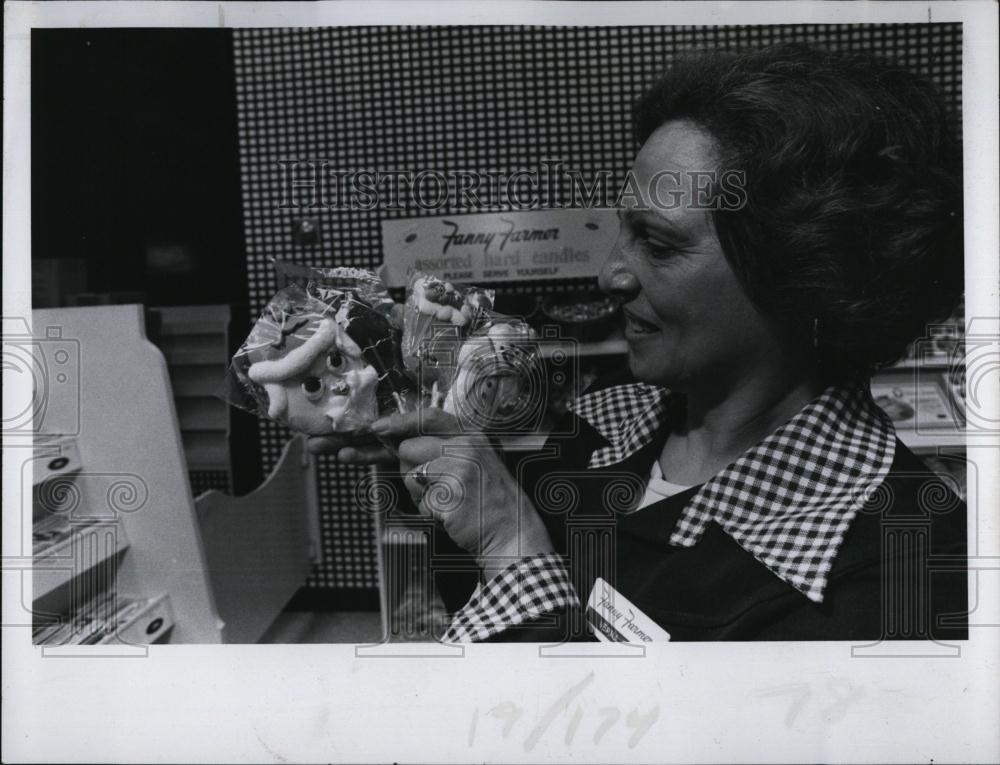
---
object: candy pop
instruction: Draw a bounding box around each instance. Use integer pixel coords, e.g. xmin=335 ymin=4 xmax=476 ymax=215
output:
xmin=223 ymin=267 xmax=412 ymax=435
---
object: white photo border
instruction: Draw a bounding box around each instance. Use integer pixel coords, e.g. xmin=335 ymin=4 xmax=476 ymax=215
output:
xmin=3 ymin=2 xmax=998 ymax=763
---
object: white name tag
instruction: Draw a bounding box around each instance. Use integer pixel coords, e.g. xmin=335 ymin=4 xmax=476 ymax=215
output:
xmin=586 ymin=578 xmax=671 ymax=643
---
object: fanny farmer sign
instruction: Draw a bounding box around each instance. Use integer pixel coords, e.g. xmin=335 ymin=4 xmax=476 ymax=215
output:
xmin=380 ymin=209 xmax=619 ymax=286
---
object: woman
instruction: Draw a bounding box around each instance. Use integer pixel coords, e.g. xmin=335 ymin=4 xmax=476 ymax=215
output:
xmin=312 ymin=43 xmax=967 ymax=642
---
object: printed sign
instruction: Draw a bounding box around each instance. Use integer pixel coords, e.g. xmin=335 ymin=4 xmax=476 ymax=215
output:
xmin=586 ymin=577 xmax=671 ymax=643
xmin=380 ymin=209 xmax=619 ymax=287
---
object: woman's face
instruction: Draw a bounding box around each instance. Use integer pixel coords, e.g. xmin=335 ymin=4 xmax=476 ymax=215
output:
xmin=598 ymin=120 xmax=786 ymax=392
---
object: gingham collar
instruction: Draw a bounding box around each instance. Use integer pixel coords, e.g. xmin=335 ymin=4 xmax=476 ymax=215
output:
xmin=568 ymin=382 xmax=897 ymax=603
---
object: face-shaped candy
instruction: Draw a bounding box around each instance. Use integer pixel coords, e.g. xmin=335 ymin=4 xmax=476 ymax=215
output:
xmin=247 ymin=317 xmax=379 ymax=434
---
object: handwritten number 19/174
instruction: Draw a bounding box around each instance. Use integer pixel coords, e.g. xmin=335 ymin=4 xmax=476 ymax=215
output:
xmin=468 ymin=672 xmax=660 ymax=750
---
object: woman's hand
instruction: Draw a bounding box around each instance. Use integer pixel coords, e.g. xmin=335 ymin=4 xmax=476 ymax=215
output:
xmin=306 ymin=431 xmax=398 ymax=466
xmin=377 ymin=409 xmax=555 ymax=578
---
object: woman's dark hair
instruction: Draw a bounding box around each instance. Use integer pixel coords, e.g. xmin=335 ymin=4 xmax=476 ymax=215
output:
xmin=633 ymin=42 xmax=963 ymax=381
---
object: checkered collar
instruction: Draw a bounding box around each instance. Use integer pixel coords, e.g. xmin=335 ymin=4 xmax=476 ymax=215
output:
xmin=568 ymin=381 xmax=897 ymax=603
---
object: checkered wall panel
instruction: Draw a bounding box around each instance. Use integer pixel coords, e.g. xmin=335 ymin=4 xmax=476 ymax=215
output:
xmin=232 ymin=23 xmax=962 ymax=593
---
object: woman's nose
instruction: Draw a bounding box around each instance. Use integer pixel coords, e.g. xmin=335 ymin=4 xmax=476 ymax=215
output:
xmin=597 ymin=243 xmax=640 ymax=301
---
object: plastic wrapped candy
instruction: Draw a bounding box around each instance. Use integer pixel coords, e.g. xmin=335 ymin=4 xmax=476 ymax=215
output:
xmin=440 ymin=318 xmax=541 ymax=430
xmin=401 ymin=273 xmax=541 ymax=430
xmin=401 ymin=272 xmax=494 ymax=374
xmin=223 ymin=265 xmax=414 ymax=436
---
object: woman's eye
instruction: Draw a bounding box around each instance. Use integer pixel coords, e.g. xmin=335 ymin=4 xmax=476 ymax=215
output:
xmin=633 ymin=226 xmax=668 ymax=250
xmin=326 ymin=351 xmax=344 ymax=370
xmin=640 ymin=233 xmax=677 ymax=257
xmin=301 ymin=376 xmax=325 ymax=401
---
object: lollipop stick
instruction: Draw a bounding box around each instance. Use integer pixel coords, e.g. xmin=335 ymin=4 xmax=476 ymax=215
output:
xmin=392 ymin=390 xmax=409 ymax=414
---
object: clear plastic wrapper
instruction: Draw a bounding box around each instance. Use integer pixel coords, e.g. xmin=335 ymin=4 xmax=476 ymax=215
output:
xmin=402 ymin=272 xmax=541 ymax=431
xmin=223 ymin=264 xmax=414 ymax=436
xmin=401 ymin=272 xmax=495 ymax=372
xmin=440 ymin=318 xmax=542 ymax=430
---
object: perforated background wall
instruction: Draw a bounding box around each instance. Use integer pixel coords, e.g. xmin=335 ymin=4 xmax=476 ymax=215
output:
xmin=232 ymin=23 xmax=962 ymax=597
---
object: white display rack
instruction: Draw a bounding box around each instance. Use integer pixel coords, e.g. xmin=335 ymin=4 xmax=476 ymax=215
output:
xmin=33 ymin=521 xmax=130 ymax=602
xmin=30 ymin=305 xmax=320 ymax=644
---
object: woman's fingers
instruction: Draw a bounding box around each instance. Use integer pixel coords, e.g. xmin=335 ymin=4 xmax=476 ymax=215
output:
xmin=336 ymin=444 xmax=398 ymax=466
xmin=401 ymin=459 xmax=467 ymax=519
xmin=401 ymin=467 xmax=424 ymax=506
xmin=306 ymin=434 xmax=352 ymax=455
xmin=371 ymin=408 xmax=462 ymax=439
xmin=398 ymin=435 xmax=447 ymax=466
xmin=401 ymin=460 xmax=442 ymax=514
xmin=306 ymin=434 xmax=397 ymax=465
xmin=418 ymin=461 xmax=467 ymax=515
xmin=398 ymin=434 xmax=495 ymax=507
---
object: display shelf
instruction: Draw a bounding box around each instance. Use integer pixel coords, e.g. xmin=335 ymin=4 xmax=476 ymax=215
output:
xmin=31 ymin=305 xmax=320 ymax=644
xmin=195 ymin=436 xmax=316 ymax=643
xmin=149 ymin=304 xmax=233 ymax=479
xmin=169 ymin=364 xmax=228 ymax=396
xmin=896 ymin=429 xmax=966 ymax=453
xmin=31 ymin=305 xmax=221 ymax=642
xmin=33 ymin=592 xmax=174 ymax=646
xmin=33 ymin=522 xmax=130 ymax=602
xmin=553 ymin=344 xmax=967 ymax=368
xmin=107 ymin=593 xmax=175 ymax=645
xmin=175 ymin=397 xmax=229 ymax=431
xmin=539 ymin=333 xmax=963 ymax=373
xmin=885 ymin=358 xmax=956 ymax=370
xmin=180 ymin=430 xmax=231 ymax=471
xmin=870 ymin=364 xmax=965 ymax=452
xmin=538 ymin=330 xmax=627 ymax=358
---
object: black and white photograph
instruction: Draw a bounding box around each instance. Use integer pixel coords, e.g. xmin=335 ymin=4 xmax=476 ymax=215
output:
xmin=3 ymin=2 xmax=999 ymax=763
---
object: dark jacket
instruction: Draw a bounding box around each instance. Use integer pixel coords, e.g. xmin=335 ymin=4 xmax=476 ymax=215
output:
xmin=470 ymin=373 xmax=969 ymax=643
